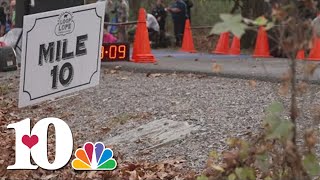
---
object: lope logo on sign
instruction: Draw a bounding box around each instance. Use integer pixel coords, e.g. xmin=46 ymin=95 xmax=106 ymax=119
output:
xmin=19 ymin=3 xmax=105 ymax=108
xmin=55 ymin=12 xmax=75 ymax=36
xmin=7 ymin=118 xmax=117 ymax=171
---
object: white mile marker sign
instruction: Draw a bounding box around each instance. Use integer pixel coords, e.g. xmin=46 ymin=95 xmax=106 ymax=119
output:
xmin=19 ymin=2 xmax=105 ymax=108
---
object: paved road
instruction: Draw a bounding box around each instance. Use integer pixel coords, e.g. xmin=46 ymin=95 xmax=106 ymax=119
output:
xmin=102 ymin=49 xmax=320 ymax=83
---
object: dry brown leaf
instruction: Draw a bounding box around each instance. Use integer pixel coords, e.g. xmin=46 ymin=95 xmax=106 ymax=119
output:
xmin=147 ymin=73 xmax=162 ymax=78
xmin=157 ymin=172 xmax=169 ymax=179
xmin=42 ymin=174 xmax=58 ymax=180
xmin=248 ymin=80 xmax=257 ymax=88
xmin=101 ymin=127 xmax=111 ymax=133
xmin=87 ymin=171 xmax=97 ymax=179
xmin=305 ymin=129 xmax=317 ymax=150
xmin=114 ymin=66 xmax=122 ymax=70
xmin=129 ymin=170 xmax=138 ymax=180
xmin=279 ymin=82 xmax=290 ymax=96
xmin=297 ymin=81 xmax=308 ymax=95
xmin=110 ymin=70 xmax=118 ymax=74
xmin=304 ymin=63 xmax=318 ymax=76
xmin=222 ymin=151 xmax=239 ymax=167
xmin=212 ymin=63 xmax=222 ymax=73
xmin=281 ymin=70 xmax=292 ymax=82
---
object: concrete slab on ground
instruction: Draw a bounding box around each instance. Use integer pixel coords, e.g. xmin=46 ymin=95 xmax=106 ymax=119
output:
xmin=104 ymin=119 xmax=200 ymax=149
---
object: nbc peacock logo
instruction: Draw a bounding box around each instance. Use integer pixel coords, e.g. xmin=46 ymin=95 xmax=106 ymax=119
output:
xmin=72 ymin=142 xmax=117 ymax=170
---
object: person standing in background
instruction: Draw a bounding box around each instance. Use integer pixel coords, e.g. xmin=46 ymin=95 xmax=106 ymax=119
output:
xmin=152 ymin=0 xmax=167 ymax=47
xmin=115 ymin=0 xmax=129 ymax=42
xmin=0 ymin=7 xmax=5 ymax=36
xmin=183 ymin=0 xmax=193 ymax=22
xmin=146 ymin=13 xmax=160 ymax=47
xmin=167 ymin=0 xmax=187 ymax=47
xmin=10 ymin=0 xmax=15 ymax=27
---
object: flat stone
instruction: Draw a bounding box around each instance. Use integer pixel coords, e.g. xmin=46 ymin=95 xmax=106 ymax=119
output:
xmin=104 ymin=118 xmax=200 ymax=148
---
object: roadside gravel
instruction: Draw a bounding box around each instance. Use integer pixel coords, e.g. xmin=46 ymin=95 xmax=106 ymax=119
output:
xmin=1 ymin=68 xmax=319 ymax=172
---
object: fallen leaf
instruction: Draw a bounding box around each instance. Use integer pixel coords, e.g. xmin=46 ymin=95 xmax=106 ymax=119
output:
xmin=248 ymin=80 xmax=257 ymax=88
xmin=279 ymin=82 xmax=290 ymax=96
xmin=147 ymin=73 xmax=162 ymax=78
xmin=42 ymin=174 xmax=58 ymax=180
xmin=114 ymin=66 xmax=122 ymax=70
xmin=281 ymin=70 xmax=292 ymax=82
xmin=101 ymin=127 xmax=111 ymax=133
xmin=212 ymin=165 xmax=225 ymax=172
xmin=297 ymin=81 xmax=308 ymax=95
xmin=110 ymin=70 xmax=118 ymax=74
xmin=212 ymin=63 xmax=222 ymax=73
xmin=304 ymin=63 xmax=318 ymax=76
xmin=157 ymin=172 xmax=169 ymax=179
xmin=129 ymin=170 xmax=138 ymax=180
xmin=87 ymin=171 xmax=97 ymax=179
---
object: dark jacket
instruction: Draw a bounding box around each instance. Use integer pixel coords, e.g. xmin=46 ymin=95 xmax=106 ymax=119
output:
xmin=0 ymin=7 xmax=6 ymax=26
xmin=183 ymin=0 xmax=193 ymax=19
xmin=170 ymin=0 xmax=187 ymax=22
xmin=151 ymin=4 xmax=167 ymax=30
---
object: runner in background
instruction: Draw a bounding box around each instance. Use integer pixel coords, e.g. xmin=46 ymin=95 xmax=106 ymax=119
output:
xmin=167 ymin=0 xmax=187 ymax=47
xmin=152 ymin=0 xmax=167 ymax=47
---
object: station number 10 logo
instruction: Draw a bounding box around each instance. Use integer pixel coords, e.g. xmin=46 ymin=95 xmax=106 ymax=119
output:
xmin=7 ymin=118 xmax=73 ymax=170
xmin=6 ymin=118 xmax=117 ymax=170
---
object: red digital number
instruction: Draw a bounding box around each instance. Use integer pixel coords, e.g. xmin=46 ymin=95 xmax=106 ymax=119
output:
xmin=109 ymin=45 xmax=117 ymax=59
xmin=119 ymin=45 xmax=126 ymax=59
xmin=101 ymin=46 xmax=104 ymax=60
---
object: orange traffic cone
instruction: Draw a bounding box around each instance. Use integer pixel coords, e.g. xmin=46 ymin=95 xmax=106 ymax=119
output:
xmin=308 ymin=37 xmax=320 ymax=61
xmin=253 ymin=26 xmax=271 ymax=58
xmin=296 ymin=50 xmax=305 ymax=60
xmin=131 ymin=8 xmax=156 ymax=63
xmin=181 ymin=19 xmax=196 ymax=53
xmin=213 ymin=32 xmax=229 ymax=54
xmin=229 ymin=36 xmax=240 ymax=55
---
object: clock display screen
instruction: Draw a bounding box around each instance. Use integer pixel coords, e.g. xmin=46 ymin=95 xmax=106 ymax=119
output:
xmin=101 ymin=43 xmax=130 ymax=61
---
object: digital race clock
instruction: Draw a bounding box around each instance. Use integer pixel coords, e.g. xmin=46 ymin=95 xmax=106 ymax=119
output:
xmin=101 ymin=43 xmax=130 ymax=61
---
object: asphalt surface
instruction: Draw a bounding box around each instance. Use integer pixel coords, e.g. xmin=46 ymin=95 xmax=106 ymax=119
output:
xmin=102 ymin=49 xmax=320 ymax=83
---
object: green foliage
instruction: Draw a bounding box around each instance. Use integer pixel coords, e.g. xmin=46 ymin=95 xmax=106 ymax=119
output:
xmin=211 ymin=14 xmax=248 ymax=37
xmin=303 ymin=153 xmax=320 ymax=177
xmin=264 ymin=102 xmax=293 ymax=141
xmin=253 ymin=16 xmax=268 ymax=26
xmin=266 ymin=101 xmax=284 ymax=114
xmin=197 ymin=175 xmax=209 ymax=180
xmin=228 ymin=173 xmax=237 ymax=180
xmin=255 ymin=153 xmax=270 ymax=173
xmin=235 ymin=167 xmax=256 ymax=180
